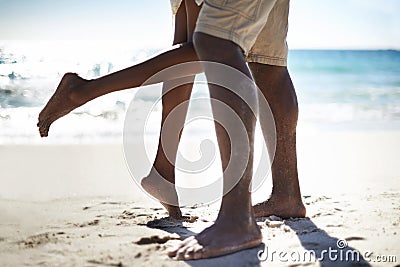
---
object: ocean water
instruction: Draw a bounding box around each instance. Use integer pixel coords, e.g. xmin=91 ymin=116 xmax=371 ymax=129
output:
xmin=288 ymin=50 xmax=400 ymax=126
xmin=0 ymin=41 xmax=399 ymax=144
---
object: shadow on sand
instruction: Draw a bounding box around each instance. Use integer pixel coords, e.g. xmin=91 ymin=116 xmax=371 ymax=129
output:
xmin=147 ymin=216 xmax=371 ymax=266
xmin=284 ymin=218 xmax=370 ymax=267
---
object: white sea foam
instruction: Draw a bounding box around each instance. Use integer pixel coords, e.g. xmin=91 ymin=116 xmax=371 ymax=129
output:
xmin=1 ymin=42 xmax=400 ymax=144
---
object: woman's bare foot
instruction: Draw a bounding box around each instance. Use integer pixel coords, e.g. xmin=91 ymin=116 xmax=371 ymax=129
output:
xmin=141 ymin=168 xmax=182 ymax=219
xmin=167 ymin=217 xmax=262 ymax=260
xmin=37 ymin=73 xmax=87 ymax=137
xmin=253 ymin=194 xmax=306 ymax=219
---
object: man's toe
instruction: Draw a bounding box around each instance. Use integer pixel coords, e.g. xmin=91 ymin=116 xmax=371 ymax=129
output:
xmin=167 ymin=239 xmax=188 ymax=257
xmin=193 ymin=245 xmax=205 ymax=260
xmin=184 ymin=247 xmax=196 ymax=260
xmin=177 ymin=246 xmax=191 ymax=260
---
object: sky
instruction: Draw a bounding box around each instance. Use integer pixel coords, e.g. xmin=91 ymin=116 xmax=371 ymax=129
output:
xmin=0 ymin=0 xmax=399 ymax=50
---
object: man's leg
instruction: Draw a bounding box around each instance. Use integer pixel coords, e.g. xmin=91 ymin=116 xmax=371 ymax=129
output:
xmin=37 ymin=1 xmax=202 ymax=220
xmin=168 ymin=33 xmax=262 ymax=260
xmin=242 ymin=0 xmax=305 ymax=218
xmin=250 ymin=63 xmax=305 ymax=218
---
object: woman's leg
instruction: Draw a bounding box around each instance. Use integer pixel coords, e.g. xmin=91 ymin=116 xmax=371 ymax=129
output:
xmin=38 ymin=0 xmax=203 ymax=219
xmin=141 ymin=0 xmax=202 ymax=219
xmin=37 ymin=2 xmax=201 ymax=137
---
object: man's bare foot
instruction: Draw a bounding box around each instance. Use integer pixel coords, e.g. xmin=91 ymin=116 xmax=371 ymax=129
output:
xmin=253 ymin=195 xmax=306 ymax=218
xmin=37 ymin=73 xmax=87 ymax=137
xmin=141 ymin=168 xmax=182 ymax=219
xmin=167 ymin=218 xmax=262 ymax=260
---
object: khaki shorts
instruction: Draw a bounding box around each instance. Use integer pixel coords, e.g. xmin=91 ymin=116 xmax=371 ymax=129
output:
xmin=170 ymin=0 xmax=289 ymax=66
xmin=197 ymin=0 xmax=290 ymax=66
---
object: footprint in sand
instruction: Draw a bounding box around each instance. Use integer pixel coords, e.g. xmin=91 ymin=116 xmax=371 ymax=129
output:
xmin=19 ymin=232 xmax=66 ymax=248
xmin=311 ymin=212 xmax=334 ymax=218
xmin=87 ymin=259 xmax=123 ymax=267
xmin=134 ymin=234 xmax=181 ymax=245
xmin=146 ymin=216 xmax=199 ymax=229
xmin=284 ymin=218 xmax=321 ymax=235
xmin=100 ymin=201 xmax=124 ymax=205
xmin=118 ymin=210 xmax=152 ymax=220
xmin=345 ymin=236 xmax=366 ymax=241
xmin=326 ymin=224 xmax=343 ymax=228
xmin=114 ymin=210 xmax=154 ymax=226
xmin=303 ymin=195 xmax=331 ymax=205
xmin=73 ymin=219 xmax=100 ymax=228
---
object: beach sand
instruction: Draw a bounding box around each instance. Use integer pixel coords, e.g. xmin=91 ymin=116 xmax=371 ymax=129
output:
xmin=0 ymin=130 xmax=399 ymax=266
